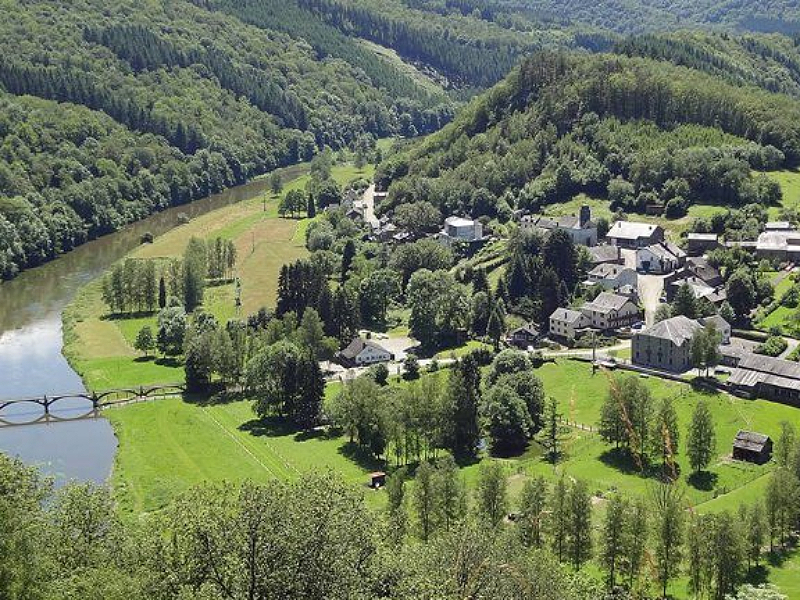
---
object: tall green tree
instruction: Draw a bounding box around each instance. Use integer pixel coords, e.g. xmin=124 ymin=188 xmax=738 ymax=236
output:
xmin=476 ymin=462 xmax=507 ymax=528
xmin=687 ymin=400 xmax=716 ymax=475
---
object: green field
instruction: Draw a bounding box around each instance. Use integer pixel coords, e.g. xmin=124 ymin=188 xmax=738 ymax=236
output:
xmin=63 ymin=159 xmax=374 ymax=391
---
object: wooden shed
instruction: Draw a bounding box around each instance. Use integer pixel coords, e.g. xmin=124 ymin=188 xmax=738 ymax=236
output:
xmin=732 ymin=430 xmax=773 ymax=465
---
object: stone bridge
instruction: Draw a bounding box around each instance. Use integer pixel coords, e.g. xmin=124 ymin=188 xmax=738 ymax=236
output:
xmin=0 ymin=384 xmax=185 ymax=427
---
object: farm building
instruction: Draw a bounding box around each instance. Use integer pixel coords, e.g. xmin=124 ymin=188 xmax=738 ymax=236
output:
xmin=337 ymin=337 xmax=394 ymax=367
xmin=732 ymin=431 xmax=773 ymax=465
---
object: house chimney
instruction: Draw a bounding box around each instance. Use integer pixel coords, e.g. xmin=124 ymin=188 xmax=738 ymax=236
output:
xmin=580 ymin=205 xmax=591 ymax=227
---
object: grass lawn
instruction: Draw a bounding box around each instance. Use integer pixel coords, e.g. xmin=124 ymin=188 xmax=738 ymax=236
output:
xmin=522 ymin=360 xmax=798 ymax=509
xmin=64 ymin=160 xmax=372 ymax=390
xmin=768 ymin=169 xmax=800 ymax=219
xmin=107 ymin=396 xmax=382 ymax=514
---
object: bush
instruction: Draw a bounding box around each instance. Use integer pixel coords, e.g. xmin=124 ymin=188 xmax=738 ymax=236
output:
xmin=755 ymin=335 xmax=788 ymax=357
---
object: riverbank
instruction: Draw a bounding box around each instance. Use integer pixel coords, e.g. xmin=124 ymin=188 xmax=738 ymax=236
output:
xmin=63 ymin=160 xmax=370 ymax=390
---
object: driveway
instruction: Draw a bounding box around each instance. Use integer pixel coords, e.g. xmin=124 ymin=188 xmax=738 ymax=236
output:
xmin=638 ymin=274 xmax=666 ymax=327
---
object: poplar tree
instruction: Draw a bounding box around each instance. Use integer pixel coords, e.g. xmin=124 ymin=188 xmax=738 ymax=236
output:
xmin=414 ymin=461 xmax=436 ymax=541
xmin=518 ymin=476 xmax=548 ymax=549
xmin=476 ymin=462 xmax=507 ymax=528
xmin=550 ymin=475 xmax=568 ymax=563
xmin=567 ymin=479 xmax=592 ymax=570
xmin=652 ymin=483 xmax=685 ymax=599
xmin=687 ymin=400 xmax=716 ymax=475
xmin=601 ymin=494 xmax=627 ymax=589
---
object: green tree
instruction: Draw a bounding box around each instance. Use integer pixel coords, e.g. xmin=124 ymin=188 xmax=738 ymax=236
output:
xmin=414 ymin=460 xmax=437 ymax=541
xmin=269 ymin=171 xmax=283 ymax=195
xmin=518 ymin=476 xmax=548 ymax=549
xmin=601 ymin=494 xmax=627 ymax=589
xmin=134 ymin=325 xmax=155 ymax=358
xmin=726 ymin=268 xmax=757 ymax=321
xmin=433 ymin=456 xmax=466 ymax=532
xmin=445 ymin=354 xmax=481 ymax=458
xmin=650 ymin=397 xmax=680 ymax=477
xmin=542 ymin=395 xmax=562 ymax=464
xmin=183 ymin=237 xmax=207 ymax=311
xmin=476 ymin=462 xmax=507 ymax=528
xmin=480 ymin=384 xmax=532 ymax=455
xmin=386 ymin=468 xmax=407 ymax=547
xmin=566 ymin=479 xmax=592 ymax=570
xmin=652 ymin=483 xmax=685 ymax=599
xmin=673 ymin=282 xmax=697 ymax=318
xmin=156 ymin=305 xmax=186 ymax=356
xmin=687 ymin=400 xmax=716 ymax=475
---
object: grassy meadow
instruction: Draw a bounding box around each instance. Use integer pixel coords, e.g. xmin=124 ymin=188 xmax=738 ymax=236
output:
xmin=63 ymin=159 xmax=375 ymax=390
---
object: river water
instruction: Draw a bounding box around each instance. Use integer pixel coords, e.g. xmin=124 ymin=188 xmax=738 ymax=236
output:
xmin=0 ymin=175 xmax=282 ymax=483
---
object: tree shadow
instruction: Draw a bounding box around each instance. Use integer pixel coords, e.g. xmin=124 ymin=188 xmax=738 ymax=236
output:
xmin=154 ymin=357 xmax=182 ymax=368
xmin=133 ymin=356 xmax=155 ymax=363
xmin=744 ymin=564 xmax=769 ymax=586
xmin=337 ymin=441 xmax=385 ymax=472
xmin=687 ymin=470 xmax=718 ymax=491
xmin=102 ymin=310 xmax=157 ymax=322
xmin=239 ymin=416 xmax=296 ymax=438
xmin=599 ymin=447 xmax=643 ymax=476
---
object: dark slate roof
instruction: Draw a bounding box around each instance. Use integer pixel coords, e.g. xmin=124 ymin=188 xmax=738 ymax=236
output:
xmin=587 ymin=245 xmax=621 ymax=264
xmin=338 ymin=337 xmax=390 ymax=360
xmin=550 ymin=308 xmax=585 ymax=324
xmin=510 ymin=323 xmax=540 ymax=337
xmin=528 ymin=215 xmax=594 ymax=231
xmin=734 ymin=430 xmax=771 ymax=453
xmin=639 ymin=315 xmax=703 ymax=347
xmin=583 ymin=292 xmax=634 ymax=314
xmin=736 ymin=353 xmax=800 ymax=380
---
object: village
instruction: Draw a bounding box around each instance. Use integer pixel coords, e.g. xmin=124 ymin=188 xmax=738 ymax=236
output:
xmin=333 ymin=188 xmax=800 ymax=465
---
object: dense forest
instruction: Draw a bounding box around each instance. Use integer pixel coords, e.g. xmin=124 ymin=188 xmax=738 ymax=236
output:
xmin=376 ymin=51 xmax=798 ymax=222
xmin=0 ymin=0 xmax=456 ymax=279
xmin=9 ymin=0 xmax=800 ymax=280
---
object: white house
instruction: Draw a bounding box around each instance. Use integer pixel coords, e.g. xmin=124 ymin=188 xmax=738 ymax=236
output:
xmin=581 ymin=292 xmax=641 ymax=330
xmin=337 ymin=338 xmax=394 ymax=367
xmin=438 ymin=216 xmax=484 ymax=246
xmin=585 ymin=263 xmax=638 ymax=291
xmin=521 ymin=205 xmax=597 ymax=246
xmin=549 ymin=308 xmax=589 ymax=341
xmin=607 ymin=221 xmax=664 ymax=249
xmin=636 ymin=242 xmax=686 ymax=274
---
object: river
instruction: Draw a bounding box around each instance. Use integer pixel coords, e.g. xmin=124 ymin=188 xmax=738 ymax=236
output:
xmin=0 ymin=173 xmax=289 ymax=484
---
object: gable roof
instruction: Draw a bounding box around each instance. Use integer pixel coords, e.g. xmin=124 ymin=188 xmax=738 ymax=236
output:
xmin=734 ymin=430 xmax=771 ymax=452
xmin=608 ymin=221 xmax=662 ymax=240
xmin=583 ymin=292 xmax=634 ymax=314
xmin=589 ymin=263 xmax=631 ymax=279
xmin=550 ymin=308 xmax=585 ymax=324
xmin=587 ymin=245 xmax=621 ymax=264
xmin=736 ymin=353 xmax=800 ymax=380
xmin=526 ymin=214 xmax=594 ymax=231
xmin=640 ymin=315 xmax=703 ymax=347
xmin=640 ymin=241 xmax=685 ymax=262
xmin=339 ymin=337 xmax=391 ymax=360
xmin=445 ymin=216 xmax=476 ymax=228
xmin=510 ymin=323 xmax=540 ymax=337
xmin=699 ymin=314 xmax=729 ymax=331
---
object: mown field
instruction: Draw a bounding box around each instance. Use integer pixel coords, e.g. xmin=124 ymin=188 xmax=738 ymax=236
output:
xmin=63 ymin=159 xmax=375 ymax=390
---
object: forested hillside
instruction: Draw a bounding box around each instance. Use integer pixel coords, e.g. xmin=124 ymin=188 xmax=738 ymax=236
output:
xmin=615 ymin=32 xmax=800 ymax=97
xmin=0 ymin=0 xmax=456 ymax=279
xmin=505 ymin=0 xmax=800 ymax=35
xmin=377 ymin=52 xmax=799 ymax=222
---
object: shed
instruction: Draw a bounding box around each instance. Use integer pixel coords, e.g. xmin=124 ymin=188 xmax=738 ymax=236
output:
xmin=732 ymin=431 xmax=773 ymax=465
xmin=369 ymin=471 xmax=387 ymax=488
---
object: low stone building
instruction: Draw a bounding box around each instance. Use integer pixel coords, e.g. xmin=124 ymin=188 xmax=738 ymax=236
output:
xmin=585 ymin=264 xmax=638 ymax=291
xmin=632 ymin=315 xmax=704 ymax=372
xmin=520 ymin=205 xmax=597 ymax=246
xmin=732 ymin=431 xmax=773 ymax=465
xmin=686 ymin=233 xmax=721 ymax=257
xmin=727 ymin=353 xmax=800 ymax=405
xmin=607 ymin=221 xmax=664 ymax=249
xmin=506 ymin=323 xmax=541 ymax=349
xmin=636 ymin=241 xmax=686 ymax=274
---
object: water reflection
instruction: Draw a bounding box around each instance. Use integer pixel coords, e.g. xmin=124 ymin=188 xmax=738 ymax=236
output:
xmin=0 ymin=175 xmax=280 ymax=483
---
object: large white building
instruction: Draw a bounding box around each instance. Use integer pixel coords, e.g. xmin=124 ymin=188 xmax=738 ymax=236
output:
xmin=636 ymin=241 xmax=686 ymax=274
xmin=438 ymin=216 xmax=484 ymax=246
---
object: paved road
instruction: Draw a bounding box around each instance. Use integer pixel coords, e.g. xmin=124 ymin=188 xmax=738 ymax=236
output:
xmin=638 ymin=274 xmax=666 ymax=327
xmin=359 ymin=184 xmax=379 ymax=229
